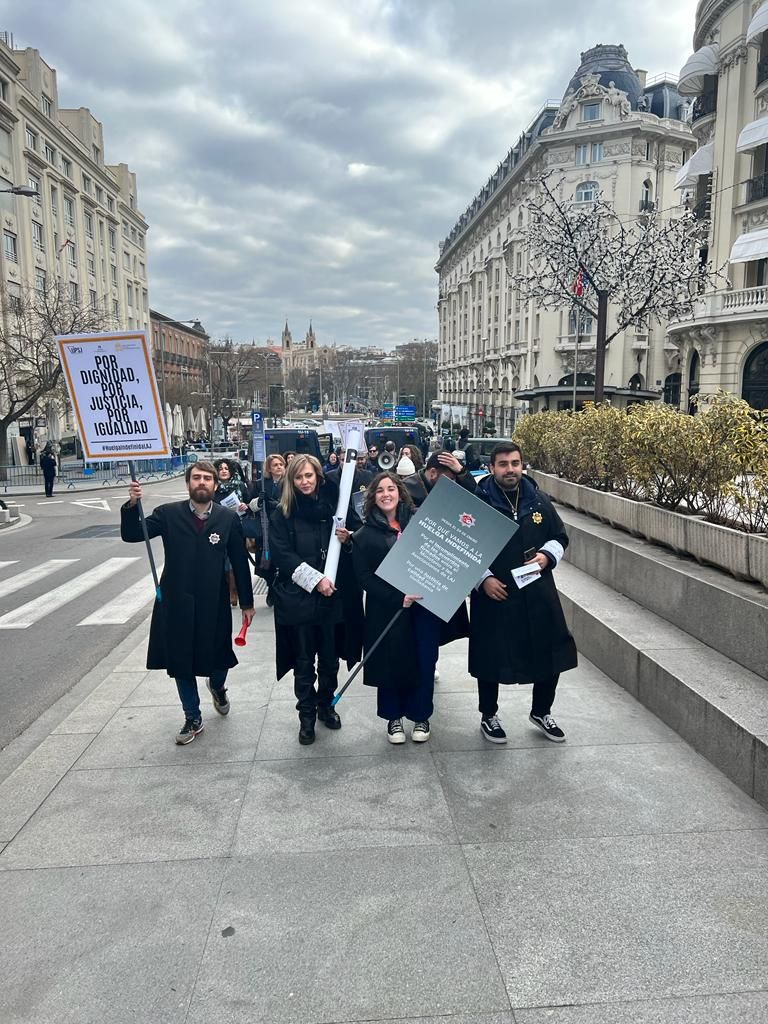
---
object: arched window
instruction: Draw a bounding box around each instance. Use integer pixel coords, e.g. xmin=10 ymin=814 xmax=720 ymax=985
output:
xmin=628 ymin=372 xmax=644 ymax=390
xmin=688 ymin=351 xmax=700 ymax=414
xmin=575 ymin=181 xmax=599 ymax=203
xmin=742 ymin=341 xmax=768 ymax=410
xmin=663 ymin=372 xmax=681 ymax=407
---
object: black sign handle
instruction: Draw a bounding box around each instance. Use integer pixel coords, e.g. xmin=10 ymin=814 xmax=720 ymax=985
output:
xmin=128 ymin=460 xmax=162 ymax=601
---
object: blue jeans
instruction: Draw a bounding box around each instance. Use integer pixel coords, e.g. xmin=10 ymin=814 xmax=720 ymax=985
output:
xmin=175 ymin=669 xmax=228 ymax=720
xmin=376 ymin=603 xmax=440 ymax=722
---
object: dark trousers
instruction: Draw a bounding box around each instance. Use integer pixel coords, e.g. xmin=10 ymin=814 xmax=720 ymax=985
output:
xmin=477 ymin=675 xmax=559 ymax=718
xmin=377 ymin=604 xmax=440 ymax=723
xmin=175 ymin=669 xmax=228 ymax=720
xmin=293 ymin=624 xmax=339 ymax=718
xmin=43 ymin=474 xmax=54 ymax=497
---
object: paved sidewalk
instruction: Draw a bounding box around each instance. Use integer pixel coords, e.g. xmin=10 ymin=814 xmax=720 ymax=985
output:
xmin=1 ymin=602 xmax=768 ymax=1023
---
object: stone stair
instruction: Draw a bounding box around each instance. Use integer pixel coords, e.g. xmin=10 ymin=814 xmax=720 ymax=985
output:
xmin=554 ymin=506 xmax=768 ymax=809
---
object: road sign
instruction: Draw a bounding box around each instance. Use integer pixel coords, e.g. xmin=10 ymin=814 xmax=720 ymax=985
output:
xmin=395 ymin=405 xmax=417 ymax=420
xmin=252 ymin=409 xmax=266 ymax=462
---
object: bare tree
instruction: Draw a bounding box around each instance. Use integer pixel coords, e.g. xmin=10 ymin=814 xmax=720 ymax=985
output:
xmin=510 ymin=175 xmax=721 ymax=403
xmin=0 ymin=282 xmax=115 ymax=468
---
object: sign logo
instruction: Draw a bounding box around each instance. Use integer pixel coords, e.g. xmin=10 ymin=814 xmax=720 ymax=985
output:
xmin=459 ymin=513 xmax=475 ymax=527
xmin=68 ymin=345 xmax=83 ymax=354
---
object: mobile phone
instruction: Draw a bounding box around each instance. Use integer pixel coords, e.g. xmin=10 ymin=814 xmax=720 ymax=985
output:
xmin=523 ymin=547 xmax=536 ymax=561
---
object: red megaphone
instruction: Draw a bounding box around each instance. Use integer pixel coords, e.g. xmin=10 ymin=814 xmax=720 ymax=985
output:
xmin=234 ymin=621 xmax=249 ymax=647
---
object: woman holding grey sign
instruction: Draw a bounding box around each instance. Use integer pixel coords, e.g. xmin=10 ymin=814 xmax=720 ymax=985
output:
xmin=352 ymin=472 xmax=468 ymax=744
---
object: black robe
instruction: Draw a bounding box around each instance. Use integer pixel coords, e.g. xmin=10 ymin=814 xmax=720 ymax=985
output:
xmin=269 ymin=481 xmax=361 ymax=680
xmin=121 ymin=500 xmax=254 ymax=678
xmin=352 ymin=504 xmax=469 ymax=689
xmin=468 ymin=474 xmax=578 ymax=683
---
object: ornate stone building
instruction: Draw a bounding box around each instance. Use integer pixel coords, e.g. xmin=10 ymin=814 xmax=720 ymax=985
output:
xmin=436 ymin=44 xmax=695 ymax=433
xmin=667 ymin=0 xmax=768 ymax=411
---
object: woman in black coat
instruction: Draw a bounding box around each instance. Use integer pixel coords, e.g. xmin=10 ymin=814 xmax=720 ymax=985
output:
xmin=40 ymin=445 xmax=57 ymax=497
xmin=269 ymin=454 xmax=359 ymax=745
xmin=352 ymin=471 xmax=468 ymax=745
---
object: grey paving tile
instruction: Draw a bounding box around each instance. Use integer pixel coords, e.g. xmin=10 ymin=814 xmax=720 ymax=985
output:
xmin=429 ymin=679 xmax=678 ymax=753
xmin=234 ymin=754 xmax=457 ymax=853
xmin=465 ymin=831 xmax=768 ymax=1007
xmin=0 ymin=859 xmax=222 ymax=1024
xmin=73 ymin=704 xmax=267 ymax=769
xmin=434 ymin=743 xmax=768 ymax=844
xmin=187 ymin=847 xmax=510 ymax=1024
xmin=514 ymin=992 xmax=768 ymax=1023
xmin=0 ymin=763 xmax=250 ymax=868
xmin=124 ymin=668 xmax=274 ymax=707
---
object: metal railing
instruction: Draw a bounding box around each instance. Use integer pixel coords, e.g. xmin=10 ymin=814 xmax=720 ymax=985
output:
xmin=691 ymin=92 xmax=717 ymax=123
xmin=746 ymin=171 xmax=768 ymax=204
xmin=758 ymin=56 xmax=768 ymax=87
xmin=0 ymin=454 xmax=194 ymax=492
xmin=638 ymin=198 xmax=656 ymax=213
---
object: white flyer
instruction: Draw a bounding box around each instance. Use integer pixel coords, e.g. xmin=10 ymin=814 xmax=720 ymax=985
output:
xmin=511 ymin=563 xmax=541 ymax=590
xmin=219 ymin=491 xmax=246 ymax=516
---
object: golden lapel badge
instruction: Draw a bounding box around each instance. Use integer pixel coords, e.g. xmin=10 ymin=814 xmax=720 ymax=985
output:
xmin=532 ymin=512 xmax=543 ymax=525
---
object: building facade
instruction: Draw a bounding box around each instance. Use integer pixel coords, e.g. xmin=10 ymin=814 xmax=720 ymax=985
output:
xmin=436 ymin=44 xmax=695 ymax=435
xmin=149 ymin=311 xmax=208 ymax=410
xmin=667 ymin=0 xmax=768 ymax=411
xmin=0 ymin=35 xmax=149 ymax=455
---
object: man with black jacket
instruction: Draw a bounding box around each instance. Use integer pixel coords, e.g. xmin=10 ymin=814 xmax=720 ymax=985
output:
xmin=402 ymin=450 xmax=477 ymax=507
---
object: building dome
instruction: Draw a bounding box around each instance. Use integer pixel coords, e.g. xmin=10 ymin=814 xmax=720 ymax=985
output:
xmin=564 ymin=44 xmax=642 ymax=109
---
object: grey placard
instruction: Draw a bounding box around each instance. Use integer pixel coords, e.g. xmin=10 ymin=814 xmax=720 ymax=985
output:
xmin=375 ymin=475 xmax=518 ymax=621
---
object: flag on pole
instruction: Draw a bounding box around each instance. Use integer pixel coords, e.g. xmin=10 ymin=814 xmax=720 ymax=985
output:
xmin=572 ymin=268 xmax=586 ymax=298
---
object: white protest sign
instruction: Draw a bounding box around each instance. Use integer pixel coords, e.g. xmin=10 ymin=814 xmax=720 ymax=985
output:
xmin=337 ymin=419 xmax=365 ymax=449
xmin=56 ymin=331 xmax=170 ymax=461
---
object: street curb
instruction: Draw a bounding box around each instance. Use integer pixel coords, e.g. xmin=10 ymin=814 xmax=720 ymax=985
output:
xmin=0 ymin=611 xmax=152 ymax=784
xmin=0 ymin=513 xmax=32 ymax=534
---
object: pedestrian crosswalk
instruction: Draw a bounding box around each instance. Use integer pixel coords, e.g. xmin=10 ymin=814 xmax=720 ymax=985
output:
xmin=0 ymin=557 xmax=161 ymax=630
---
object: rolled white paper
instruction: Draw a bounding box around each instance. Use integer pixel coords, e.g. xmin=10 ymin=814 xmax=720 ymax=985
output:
xmin=323 ymin=428 xmax=362 ymax=584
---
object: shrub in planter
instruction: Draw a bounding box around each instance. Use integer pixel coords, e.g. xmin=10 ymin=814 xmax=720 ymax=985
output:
xmin=624 ymin=403 xmax=705 ymax=511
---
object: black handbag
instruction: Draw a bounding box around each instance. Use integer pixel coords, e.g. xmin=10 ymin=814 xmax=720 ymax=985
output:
xmin=271 ymin=577 xmax=321 ymax=626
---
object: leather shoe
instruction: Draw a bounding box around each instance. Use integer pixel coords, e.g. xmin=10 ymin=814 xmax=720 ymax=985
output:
xmin=298 ymin=717 xmax=315 ymax=745
xmin=317 ymin=706 xmax=341 ymax=730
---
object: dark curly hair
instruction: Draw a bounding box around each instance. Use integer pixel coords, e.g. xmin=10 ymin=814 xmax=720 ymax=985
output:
xmin=363 ymin=471 xmax=415 ymax=521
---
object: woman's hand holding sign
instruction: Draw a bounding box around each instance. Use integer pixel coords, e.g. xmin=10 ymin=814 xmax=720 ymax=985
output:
xmin=402 ymin=594 xmax=423 ymax=608
xmin=128 ymin=480 xmax=143 ymax=507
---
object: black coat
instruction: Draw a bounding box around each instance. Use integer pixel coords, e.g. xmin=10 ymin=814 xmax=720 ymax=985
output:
xmin=403 ymin=468 xmax=477 ymax=508
xmin=269 ymin=480 xmax=361 ymax=680
xmin=468 ymin=474 xmax=577 ymax=683
xmin=40 ymin=452 xmax=56 ymax=479
xmin=325 ymin=466 xmax=373 ymax=531
xmin=120 ymin=500 xmax=254 ymax=678
xmin=352 ymin=505 xmax=469 ymax=689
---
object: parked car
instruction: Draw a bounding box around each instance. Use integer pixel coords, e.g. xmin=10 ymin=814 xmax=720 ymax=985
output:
xmin=364 ymin=425 xmax=430 ymax=460
xmin=461 ymin=437 xmax=516 ymax=476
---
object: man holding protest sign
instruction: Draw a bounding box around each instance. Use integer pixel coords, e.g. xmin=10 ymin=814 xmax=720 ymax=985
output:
xmin=121 ymin=461 xmax=255 ymax=745
xmin=469 ymin=443 xmax=577 ymax=744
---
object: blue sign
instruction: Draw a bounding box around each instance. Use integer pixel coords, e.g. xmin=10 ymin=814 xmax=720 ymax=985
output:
xmin=252 ymin=410 xmax=266 ymax=462
xmin=395 ymin=405 xmax=417 ymax=419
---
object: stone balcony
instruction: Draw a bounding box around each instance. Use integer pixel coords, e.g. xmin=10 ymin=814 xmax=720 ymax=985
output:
xmin=668 ymin=287 xmax=768 ymax=336
xmin=554 ymin=334 xmax=597 ymax=353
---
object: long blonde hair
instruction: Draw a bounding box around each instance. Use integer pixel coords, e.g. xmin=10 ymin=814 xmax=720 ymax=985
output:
xmin=279 ymin=454 xmax=324 ymax=517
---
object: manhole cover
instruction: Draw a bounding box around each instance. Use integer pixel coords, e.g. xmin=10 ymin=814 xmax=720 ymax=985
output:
xmin=57 ymin=525 xmax=122 ymax=539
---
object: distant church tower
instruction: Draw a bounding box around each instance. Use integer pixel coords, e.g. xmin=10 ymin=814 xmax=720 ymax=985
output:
xmin=305 ymin=321 xmax=316 ymax=350
xmin=281 ymin=320 xmax=292 ymax=351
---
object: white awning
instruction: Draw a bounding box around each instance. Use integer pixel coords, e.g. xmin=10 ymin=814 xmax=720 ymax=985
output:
xmin=737 ymin=117 xmax=768 ymax=153
xmin=730 ymin=228 xmax=768 ymax=264
xmin=674 ymin=142 xmax=714 ymax=190
xmin=747 ymin=1 xmax=768 ymax=46
xmin=677 ymin=44 xmax=720 ymax=96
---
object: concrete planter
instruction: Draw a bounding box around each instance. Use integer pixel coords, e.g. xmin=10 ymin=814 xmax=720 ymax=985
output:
xmin=529 ymin=471 xmax=582 ymax=511
xmin=634 ymin=501 xmax=688 ymax=555
xmin=748 ymin=533 xmax=768 ymax=589
xmin=685 ymin=515 xmax=751 ymax=580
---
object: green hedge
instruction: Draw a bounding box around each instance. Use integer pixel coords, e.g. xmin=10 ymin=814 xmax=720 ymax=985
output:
xmin=513 ymin=394 xmax=768 ymax=533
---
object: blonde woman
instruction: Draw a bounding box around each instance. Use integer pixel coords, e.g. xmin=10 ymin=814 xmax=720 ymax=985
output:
xmin=269 ymin=455 xmax=360 ymax=744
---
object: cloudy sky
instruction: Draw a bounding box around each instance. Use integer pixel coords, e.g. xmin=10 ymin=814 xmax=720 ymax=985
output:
xmin=7 ymin=0 xmax=697 ymax=348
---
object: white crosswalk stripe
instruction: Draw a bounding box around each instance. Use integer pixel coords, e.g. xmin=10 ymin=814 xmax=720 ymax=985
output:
xmin=78 ymin=567 xmax=163 ymax=625
xmin=0 ymin=557 xmax=139 ymax=629
xmin=0 ymin=559 xmax=78 ymax=600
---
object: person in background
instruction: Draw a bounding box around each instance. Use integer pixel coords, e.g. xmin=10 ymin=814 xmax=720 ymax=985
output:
xmin=365 ymin=443 xmax=381 ymax=473
xmin=284 ymin=451 xmax=296 ymax=465
xmin=214 ymin=459 xmax=252 ymax=606
xmin=323 ymin=450 xmax=340 ymax=474
xmin=401 ymin=450 xmax=477 ymax=507
xmin=398 ymin=445 xmax=423 ymax=471
xmin=121 ymin=462 xmax=254 ymax=745
xmin=248 ymin=453 xmax=287 ymax=600
xmin=269 ymin=455 xmax=360 ymax=745
xmin=352 ymin=472 xmax=468 ymax=743
xmin=40 ymin=444 xmax=57 ymax=498
xmin=469 ymin=442 xmax=577 ymax=744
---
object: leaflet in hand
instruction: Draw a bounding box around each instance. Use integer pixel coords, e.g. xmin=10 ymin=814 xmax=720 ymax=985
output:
xmin=511 ymin=563 xmax=541 ymax=590
xmin=220 ymin=492 xmax=246 ymax=516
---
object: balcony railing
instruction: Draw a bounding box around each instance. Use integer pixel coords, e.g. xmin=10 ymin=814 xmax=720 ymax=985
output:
xmin=554 ymin=334 xmax=596 ymax=352
xmin=638 ymin=198 xmax=656 ymax=213
xmin=746 ymin=171 xmax=768 ymax=204
xmin=692 ymin=92 xmax=717 ymax=123
xmin=691 ymin=197 xmax=712 ymax=221
xmin=720 ymin=285 xmax=768 ymax=312
xmin=758 ymin=56 xmax=768 ymax=87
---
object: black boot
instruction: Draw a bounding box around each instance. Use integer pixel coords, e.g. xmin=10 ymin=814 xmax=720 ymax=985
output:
xmin=317 ymin=705 xmax=341 ymax=730
xmin=298 ymin=714 xmax=316 ymax=745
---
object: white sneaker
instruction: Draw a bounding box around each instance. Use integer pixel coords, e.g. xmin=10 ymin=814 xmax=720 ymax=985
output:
xmin=433 ymin=669 xmax=440 ymax=683
xmin=412 ymin=720 xmax=431 ymax=742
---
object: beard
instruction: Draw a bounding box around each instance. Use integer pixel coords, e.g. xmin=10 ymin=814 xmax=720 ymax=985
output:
xmin=191 ymin=485 xmax=213 ymax=502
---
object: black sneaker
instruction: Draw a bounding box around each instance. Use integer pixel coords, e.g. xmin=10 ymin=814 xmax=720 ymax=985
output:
xmin=411 ymin=720 xmax=430 ymax=743
xmin=175 ymin=718 xmax=204 ymax=745
xmin=206 ymin=679 xmax=230 ymax=716
xmin=529 ymin=712 xmax=566 ymax=743
xmin=387 ymin=719 xmax=406 ymax=745
xmin=480 ymin=715 xmax=507 ymax=744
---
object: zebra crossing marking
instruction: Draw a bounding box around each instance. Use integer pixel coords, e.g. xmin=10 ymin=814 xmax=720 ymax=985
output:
xmin=78 ymin=566 xmax=164 ymax=625
xmin=0 ymin=557 xmax=138 ymax=629
xmin=0 ymin=559 xmax=78 ymax=601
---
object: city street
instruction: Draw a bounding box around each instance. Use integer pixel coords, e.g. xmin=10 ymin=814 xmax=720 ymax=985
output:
xmin=0 ymin=479 xmax=181 ymax=750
